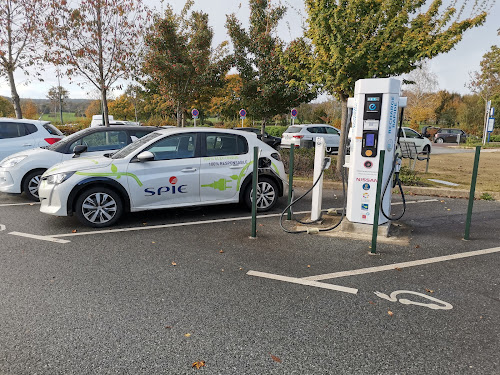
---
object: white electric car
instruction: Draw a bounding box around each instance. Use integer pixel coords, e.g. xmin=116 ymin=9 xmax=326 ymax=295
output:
xmin=0 ymin=126 xmax=157 ymax=200
xmin=280 ymin=124 xmax=341 ymax=153
xmin=39 ymin=128 xmax=286 ymax=227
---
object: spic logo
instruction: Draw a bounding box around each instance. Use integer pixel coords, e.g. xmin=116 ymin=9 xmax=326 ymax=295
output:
xmin=169 ymin=176 xmax=178 ymax=184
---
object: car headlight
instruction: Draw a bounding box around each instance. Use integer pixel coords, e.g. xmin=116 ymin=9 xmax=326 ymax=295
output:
xmin=0 ymin=155 xmax=27 ymax=168
xmin=45 ymin=171 xmax=75 ymax=185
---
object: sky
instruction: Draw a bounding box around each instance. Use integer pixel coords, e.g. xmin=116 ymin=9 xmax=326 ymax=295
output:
xmin=1 ymin=0 xmax=499 ymax=101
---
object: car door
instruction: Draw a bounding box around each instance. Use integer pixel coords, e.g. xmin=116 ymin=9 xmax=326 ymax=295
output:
xmin=0 ymin=122 xmax=36 ymax=160
xmin=403 ymin=128 xmax=424 ymax=152
xmin=324 ymin=126 xmax=340 ymax=147
xmin=200 ymin=133 xmax=250 ymax=202
xmin=126 ymin=132 xmax=201 ymax=209
xmin=66 ymin=130 xmax=130 ymax=160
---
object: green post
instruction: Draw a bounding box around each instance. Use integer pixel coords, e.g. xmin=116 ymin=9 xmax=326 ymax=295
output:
xmin=287 ymin=144 xmax=294 ymax=220
xmin=251 ymin=146 xmax=259 ymax=238
xmin=371 ymin=150 xmax=386 ymax=254
xmin=464 ymin=146 xmax=481 ymax=240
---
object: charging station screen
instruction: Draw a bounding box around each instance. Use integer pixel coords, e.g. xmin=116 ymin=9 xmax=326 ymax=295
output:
xmin=366 ymin=133 xmax=375 ymax=147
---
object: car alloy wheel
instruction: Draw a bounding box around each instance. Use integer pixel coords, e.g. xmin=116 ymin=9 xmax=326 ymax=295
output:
xmin=435 ymin=138 xmax=444 ymax=144
xmin=22 ymin=169 xmax=45 ymax=201
xmin=244 ymin=177 xmax=278 ymax=212
xmin=75 ymin=187 xmax=123 ymax=227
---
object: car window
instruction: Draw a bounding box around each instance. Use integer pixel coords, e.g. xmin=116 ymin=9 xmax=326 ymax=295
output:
xmin=404 ymin=128 xmax=420 ymax=138
xmin=325 ymin=127 xmax=339 ymax=135
xmin=205 ymin=133 xmax=248 ymax=156
xmin=307 ymin=127 xmax=319 ymax=133
xmin=25 ymin=124 xmax=38 ymax=134
xmin=69 ymin=131 xmax=128 ymax=152
xmin=284 ymin=126 xmax=303 ymax=133
xmin=43 ymin=123 xmax=63 ymax=136
xmin=128 ymin=129 xmax=153 ymax=142
xmin=146 ymin=133 xmax=197 ymax=161
xmin=0 ymin=123 xmax=27 ymax=139
xmin=112 ymin=132 xmax=162 ymax=159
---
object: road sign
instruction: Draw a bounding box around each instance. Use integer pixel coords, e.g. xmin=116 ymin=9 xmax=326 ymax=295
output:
xmin=239 ymin=109 xmax=247 ymax=119
xmin=192 ymin=109 xmax=199 ymax=119
xmin=487 ymin=117 xmax=495 ymax=132
xmin=291 ymin=108 xmax=298 ymax=118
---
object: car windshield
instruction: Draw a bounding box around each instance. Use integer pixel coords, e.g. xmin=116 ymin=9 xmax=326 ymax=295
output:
xmin=45 ymin=128 xmax=94 ymax=152
xmin=111 ymin=132 xmax=161 ymax=159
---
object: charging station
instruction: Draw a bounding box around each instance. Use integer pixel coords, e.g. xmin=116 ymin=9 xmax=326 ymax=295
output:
xmin=346 ymin=78 xmax=406 ymax=225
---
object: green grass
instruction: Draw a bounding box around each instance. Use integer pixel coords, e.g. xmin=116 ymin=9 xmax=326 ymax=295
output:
xmin=41 ymin=112 xmax=85 ymax=124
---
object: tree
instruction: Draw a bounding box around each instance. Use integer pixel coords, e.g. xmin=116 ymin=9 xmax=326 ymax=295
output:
xmin=45 ymin=0 xmax=151 ymax=126
xmin=21 ymin=99 xmax=38 ymax=119
xmin=143 ymin=1 xmax=230 ymax=127
xmin=467 ymin=43 xmax=500 ymax=142
xmin=209 ymin=74 xmax=243 ymax=120
xmin=295 ymin=0 xmax=487 ymax=173
xmin=0 ymin=0 xmax=48 ymax=118
xmin=47 ymin=86 xmax=69 ymax=119
xmin=226 ymin=0 xmax=317 ymax=134
xmin=108 ymin=94 xmax=136 ymax=120
xmin=434 ymin=90 xmax=461 ymax=126
xmin=0 ymin=96 xmax=15 ymax=117
xmin=85 ymin=100 xmax=102 ymax=120
xmin=457 ymin=94 xmax=484 ymax=135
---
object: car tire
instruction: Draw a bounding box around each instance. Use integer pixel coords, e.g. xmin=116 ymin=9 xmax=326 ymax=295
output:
xmin=75 ymin=186 xmax=123 ymax=228
xmin=435 ymin=138 xmax=444 ymax=144
xmin=423 ymin=145 xmax=431 ymax=154
xmin=22 ymin=169 xmax=46 ymax=201
xmin=243 ymin=176 xmax=279 ymax=212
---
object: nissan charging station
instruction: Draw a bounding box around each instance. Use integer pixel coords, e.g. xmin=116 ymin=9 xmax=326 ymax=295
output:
xmin=280 ymin=77 xmax=407 ymax=239
xmin=346 ymin=78 xmax=407 ymax=226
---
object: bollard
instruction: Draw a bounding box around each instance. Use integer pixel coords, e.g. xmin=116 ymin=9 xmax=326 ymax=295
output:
xmin=287 ymin=144 xmax=294 ymax=220
xmin=464 ymin=146 xmax=481 ymax=240
xmin=251 ymin=146 xmax=259 ymax=238
xmin=371 ymin=150 xmax=386 ymax=254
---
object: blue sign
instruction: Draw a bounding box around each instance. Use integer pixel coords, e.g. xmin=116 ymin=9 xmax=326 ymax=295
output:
xmin=361 ymin=203 xmax=369 ymax=210
xmin=192 ymin=109 xmax=199 ymax=119
xmin=291 ymin=108 xmax=298 ymax=118
xmin=362 ymin=183 xmax=370 ymax=190
xmin=239 ymin=109 xmax=247 ymax=118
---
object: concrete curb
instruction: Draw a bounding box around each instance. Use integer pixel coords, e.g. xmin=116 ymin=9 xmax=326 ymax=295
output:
xmin=293 ymin=179 xmax=500 ymax=201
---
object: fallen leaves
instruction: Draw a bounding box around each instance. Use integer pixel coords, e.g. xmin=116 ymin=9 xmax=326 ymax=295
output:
xmin=71 ymin=229 xmax=77 ymax=233
xmin=307 ymin=265 xmax=311 ymax=268
xmin=415 ymin=245 xmax=420 ymax=249
xmin=171 ymin=262 xmax=177 ymax=266
xmin=270 ymin=354 xmax=282 ymax=363
xmin=184 ymin=333 xmax=191 ymax=337
xmin=425 ymin=288 xmax=434 ymax=293
xmin=192 ymin=361 xmax=205 ymax=369
xmin=219 ymin=250 xmax=224 ymax=253
xmin=165 ymin=325 xmax=172 ymax=329
xmin=388 ymin=310 xmax=394 ymax=317
xmin=394 ymin=267 xmax=402 ymax=271
xmin=368 ymin=301 xmax=376 ymax=305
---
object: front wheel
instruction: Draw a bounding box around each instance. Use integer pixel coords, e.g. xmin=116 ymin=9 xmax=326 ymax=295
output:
xmin=423 ymin=145 xmax=431 ymax=154
xmin=22 ymin=169 xmax=46 ymax=201
xmin=243 ymin=177 xmax=279 ymax=212
xmin=75 ymin=186 xmax=123 ymax=228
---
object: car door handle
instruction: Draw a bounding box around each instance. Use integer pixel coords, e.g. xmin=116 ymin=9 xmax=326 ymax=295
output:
xmin=22 ymin=143 xmax=33 ymax=147
xmin=181 ymin=167 xmax=197 ymax=173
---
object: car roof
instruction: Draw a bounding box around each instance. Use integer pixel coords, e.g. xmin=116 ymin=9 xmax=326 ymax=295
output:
xmin=153 ymin=127 xmax=258 ymax=136
xmin=0 ymin=118 xmax=50 ymax=126
xmin=86 ymin=125 xmax=159 ymax=131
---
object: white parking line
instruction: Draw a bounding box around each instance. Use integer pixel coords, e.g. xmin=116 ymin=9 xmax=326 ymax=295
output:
xmin=0 ymin=202 xmax=40 ymax=207
xmin=0 ymin=224 xmax=5 ymax=231
xmin=247 ymin=270 xmax=358 ymax=294
xmin=302 ymin=246 xmax=500 ymax=281
xmin=9 ymin=231 xmax=71 ymax=244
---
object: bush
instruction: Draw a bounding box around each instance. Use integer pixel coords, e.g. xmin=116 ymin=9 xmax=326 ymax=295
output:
xmin=279 ymin=147 xmax=340 ymax=180
xmin=398 ymin=166 xmax=425 ymax=186
xmin=489 ymin=135 xmax=500 ymax=142
xmin=265 ymin=125 xmax=288 ymax=138
xmin=480 ymin=192 xmax=494 ymax=201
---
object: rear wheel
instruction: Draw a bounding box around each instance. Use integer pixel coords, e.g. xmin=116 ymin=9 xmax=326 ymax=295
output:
xmin=22 ymin=169 xmax=46 ymax=201
xmin=243 ymin=176 xmax=279 ymax=212
xmin=75 ymin=186 xmax=123 ymax=228
xmin=435 ymin=138 xmax=444 ymax=144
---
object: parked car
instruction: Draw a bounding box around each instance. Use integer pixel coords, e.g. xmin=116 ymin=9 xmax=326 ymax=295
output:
xmin=433 ymin=128 xmax=468 ymax=143
xmin=90 ymin=114 xmax=140 ymax=127
xmin=398 ymin=127 xmax=432 ymax=154
xmin=38 ymin=128 xmax=286 ymax=227
xmin=0 ymin=118 xmax=64 ymax=161
xmin=233 ymin=127 xmax=281 ymax=149
xmin=280 ymin=124 xmax=341 ymax=154
xmin=0 ymin=126 xmax=157 ymax=200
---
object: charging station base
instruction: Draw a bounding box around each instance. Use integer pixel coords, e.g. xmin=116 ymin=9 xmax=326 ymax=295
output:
xmin=340 ymin=219 xmax=391 ymax=237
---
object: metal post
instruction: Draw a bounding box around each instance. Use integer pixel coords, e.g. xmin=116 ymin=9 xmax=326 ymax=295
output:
xmin=194 ymin=118 xmax=197 ymax=127
xmin=464 ymin=146 xmax=481 ymax=240
xmin=371 ymin=150 xmax=386 ymax=254
xmin=287 ymin=144 xmax=294 ymax=220
xmin=251 ymin=146 xmax=259 ymax=238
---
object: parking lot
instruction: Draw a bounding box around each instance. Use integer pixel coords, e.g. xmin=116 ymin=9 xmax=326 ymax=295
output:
xmin=1 ymin=188 xmax=499 ymax=374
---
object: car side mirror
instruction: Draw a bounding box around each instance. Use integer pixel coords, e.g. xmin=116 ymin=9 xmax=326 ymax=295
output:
xmin=137 ymin=151 xmax=155 ymax=162
xmin=73 ymin=145 xmax=88 ymax=157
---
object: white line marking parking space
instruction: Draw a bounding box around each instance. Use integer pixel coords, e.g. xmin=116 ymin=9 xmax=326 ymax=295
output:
xmin=302 ymin=247 xmax=500 ymax=281
xmin=247 ymin=270 xmax=358 ymax=294
xmin=9 ymin=232 xmax=70 ymax=244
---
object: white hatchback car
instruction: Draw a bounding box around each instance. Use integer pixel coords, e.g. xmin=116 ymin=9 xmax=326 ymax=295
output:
xmin=398 ymin=127 xmax=432 ymax=154
xmin=39 ymin=128 xmax=286 ymax=227
xmin=0 ymin=118 xmax=64 ymax=161
xmin=280 ymin=124 xmax=341 ymax=153
xmin=0 ymin=126 xmax=156 ymax=200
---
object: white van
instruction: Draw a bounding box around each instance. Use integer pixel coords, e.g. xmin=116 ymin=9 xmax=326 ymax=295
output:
xmin=89 ymin=115 xmax=140 ymax=127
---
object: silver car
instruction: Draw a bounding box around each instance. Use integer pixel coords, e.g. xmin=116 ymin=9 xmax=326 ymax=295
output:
xmin=280 ymin=124 xmax=341 ymax=154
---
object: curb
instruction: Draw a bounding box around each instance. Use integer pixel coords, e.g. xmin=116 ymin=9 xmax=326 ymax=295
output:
xmin=292 ymin=179 xmax=500 ymax=201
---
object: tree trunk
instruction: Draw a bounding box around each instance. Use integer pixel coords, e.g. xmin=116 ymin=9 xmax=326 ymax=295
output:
xmin=336 ymin=93 xmax=349 ymax=175
xmin=7 ymin=69 xmax=22 ymax=119
xmin=261 ymin=118 xmax=267 ymax=137
xmin=101 ymin=87 xmax=110 ymax=127
xmin=176 ymin=101 xmax=182 ymax=127
xmin=181 ymin=110 xmax=185 ymax=128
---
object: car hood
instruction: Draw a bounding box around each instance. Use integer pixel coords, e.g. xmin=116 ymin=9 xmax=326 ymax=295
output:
xmin=1 ymin=147 xmax=56 ymax=163
xmin=44 ymin=156 xmax=114 ymax=175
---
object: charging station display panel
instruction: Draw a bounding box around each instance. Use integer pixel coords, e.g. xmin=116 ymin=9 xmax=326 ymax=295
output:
xmin=361 ymin=94 xmax=382 ymax=158
xmin=364 ymin=94 xmax=382 ymax=120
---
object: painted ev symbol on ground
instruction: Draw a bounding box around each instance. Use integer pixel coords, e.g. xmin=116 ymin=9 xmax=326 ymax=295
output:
xmin=374 ymin=290 xmax=453 ymax=310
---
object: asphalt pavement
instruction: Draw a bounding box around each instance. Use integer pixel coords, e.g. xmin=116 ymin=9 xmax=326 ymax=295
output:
xmin=0 ymin=188 xmax=499 ymax=374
